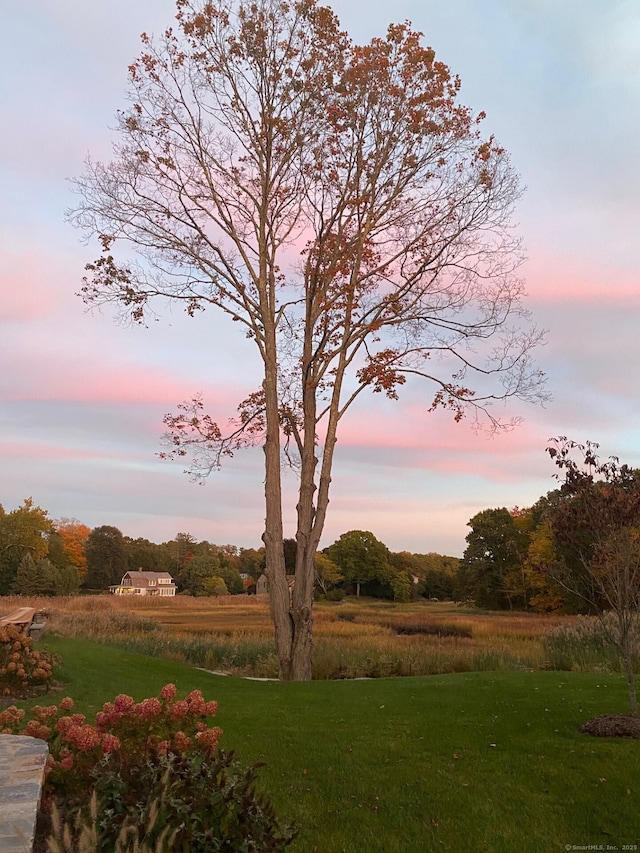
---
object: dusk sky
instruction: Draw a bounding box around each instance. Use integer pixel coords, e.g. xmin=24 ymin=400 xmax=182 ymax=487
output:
xmin=2 ymin=0 xmax=639 ymax=556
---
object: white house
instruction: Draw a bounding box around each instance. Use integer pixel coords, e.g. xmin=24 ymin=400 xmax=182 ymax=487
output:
xmin=110 ymin=571 xmax=177 ymax=597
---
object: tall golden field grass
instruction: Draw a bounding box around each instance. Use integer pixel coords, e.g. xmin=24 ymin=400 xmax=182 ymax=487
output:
xmin=0 ymin=594 xmax=583 ymax=679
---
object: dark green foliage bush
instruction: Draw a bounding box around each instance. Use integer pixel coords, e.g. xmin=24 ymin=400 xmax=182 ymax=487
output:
xmin=87 ymin=749 xmax=297 ymax=852
xmin=324 ymin=589 xmax=345 ymax=602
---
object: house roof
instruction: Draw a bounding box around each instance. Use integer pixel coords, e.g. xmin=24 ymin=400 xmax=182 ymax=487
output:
xmin=123 ymin=571 xmax=175 ymax=581
xmin=111 ymin=570 xmax=177 ymax=594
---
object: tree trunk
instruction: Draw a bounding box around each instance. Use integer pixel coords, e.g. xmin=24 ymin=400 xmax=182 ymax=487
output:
xmin=622 ymin=647 xmax=638 ymax=716
xmin=289 ymin=464 xmax=316 ymax=681
xmin=289 ymin=553 xmax=314 ymax=681
xmin=261 ymin=283 xmax=292 ymax=678
xmin=288 ymin=305 xmax=322 ymax=681
xmin=262 ymin=403 xmax=292 ymax=678
xmin=619 ymin=618 xmax=639 ymax=716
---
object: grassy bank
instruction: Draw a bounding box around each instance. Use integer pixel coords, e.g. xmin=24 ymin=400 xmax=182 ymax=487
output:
xmin=24 ymin=635 xmax=640 ymax=853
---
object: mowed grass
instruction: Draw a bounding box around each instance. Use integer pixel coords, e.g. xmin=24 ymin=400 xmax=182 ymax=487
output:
xmin=17 ymin=595 xmax=576 ymax=679
xmin=24 ymin=635 xmax=640 ymax=853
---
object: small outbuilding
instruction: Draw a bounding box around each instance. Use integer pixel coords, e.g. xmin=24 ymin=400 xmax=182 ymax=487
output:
xmin=255 ymin=574 xmax=295 ymax=597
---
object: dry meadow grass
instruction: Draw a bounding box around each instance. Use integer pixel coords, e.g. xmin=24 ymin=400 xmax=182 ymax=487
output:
xmin=0 ymin=594 xmax=581 ymax=679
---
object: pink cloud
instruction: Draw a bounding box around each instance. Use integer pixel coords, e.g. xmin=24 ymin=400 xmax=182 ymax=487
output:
xmin=1 ymin=343 xmax=243 ymax=410
xmin=524 ymin=246 xmax=640 ymax=304
xmin=0 ymin=442 xmax=121 ymax=461
xmin=0 ymin=251 xmax=63 ymax=321
xmin=336 ymin=399 xmax=547 ymax=455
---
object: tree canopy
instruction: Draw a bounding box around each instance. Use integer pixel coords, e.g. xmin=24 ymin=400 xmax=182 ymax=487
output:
xmin=325 ymin=530 xmax=391 ymax=598
xmin=457 ymin=508 xmax=529 ymax=610
xmin=0 ymin=498 xmax=53 ymax=594
xmin=546 ymin=437 xmax=640 ymax=714
xmin=84 ymin=526 xmax=128 ymax=589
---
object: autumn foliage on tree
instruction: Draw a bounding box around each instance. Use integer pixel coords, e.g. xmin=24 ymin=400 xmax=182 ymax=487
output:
xmin=55 ymin=519 xmax=91 ymax=576
xmin=456 ymin=440 xmax=640 ymax=714
xmin=455 ymin=497 xmax=587 ymax=614
xmin=70 ymin=0 xmax=546 ymax=679
xmin=546 ymin=437 xmax=640 ymax=715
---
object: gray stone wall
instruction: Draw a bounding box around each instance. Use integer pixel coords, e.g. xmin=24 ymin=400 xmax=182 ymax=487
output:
xmin=0 ymin=735 xmax=48 ymax=853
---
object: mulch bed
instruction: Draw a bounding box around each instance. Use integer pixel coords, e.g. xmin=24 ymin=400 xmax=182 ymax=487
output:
xmin=580 ymin=714 xmax=640 ymax=739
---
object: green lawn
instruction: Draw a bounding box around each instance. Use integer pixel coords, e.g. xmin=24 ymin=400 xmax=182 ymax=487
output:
xmin=27 ymin=635 xmax=640 ymax=853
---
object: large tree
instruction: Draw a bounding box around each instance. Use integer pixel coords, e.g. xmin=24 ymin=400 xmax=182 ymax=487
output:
xmin=313 ymin=552 xmax=343 ymax=597
xmin=0 ymin=499 xmax=53 ymax=594
xmin=70 ymin=0 xmax=546 ymax=679
xmin=546 ymin=438 xmax=640 ymax=715
xmin=84 ymin=526 xmax=128 ymax=590
xmin=55 ymin=519 xmax=91 ymax=576
xmin=325 ymin=529 xmax=391 ymax=598
xmin=125 ymin=537 xmax=174 ymax=573
xmin=457 ymin=507 xmax=529 ymax=610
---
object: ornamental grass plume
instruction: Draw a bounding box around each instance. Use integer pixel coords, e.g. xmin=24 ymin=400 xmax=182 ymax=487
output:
xmin=543 ymin=613 xmax=640 ymax=673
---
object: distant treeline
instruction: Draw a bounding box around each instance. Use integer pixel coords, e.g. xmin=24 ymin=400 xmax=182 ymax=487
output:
xmin=0 ymin=500 xmax=458 ymax=601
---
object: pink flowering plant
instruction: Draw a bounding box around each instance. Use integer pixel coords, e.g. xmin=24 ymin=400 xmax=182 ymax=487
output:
xmin=0 ymin=684 xmax=296 ymax=850
xmin=0 ymin=684 xmax=221 ymax=806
